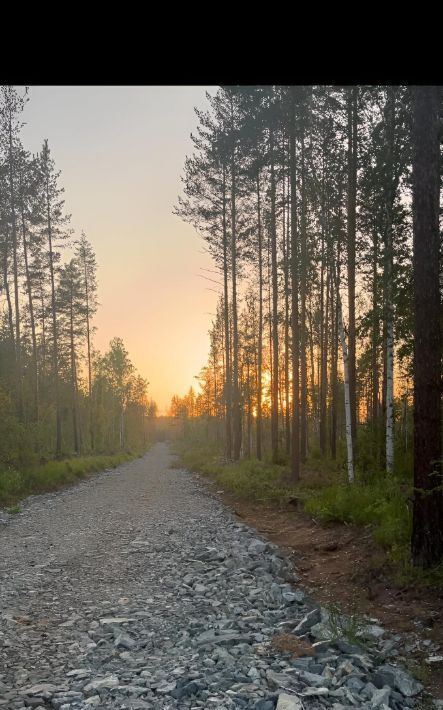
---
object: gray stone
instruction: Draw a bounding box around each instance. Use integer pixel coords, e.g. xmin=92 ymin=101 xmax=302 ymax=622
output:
xmin=248 ymin=539 xmax=267 ymax=555
xmin=309 ymin=621 xmax=332 ymax=640
xmin=114 ymin=632 xmax=136 ymax=649
xmin=83 ymin=674 xmax=119 ymax=692
xmin=372 ymin=663 xmax=423 ymax=697
xmin=358 ymin=624 xmax=385 ymax=642
xmin=276 ymin=693 xmax=303 ymax=709
xmin=0 ymin=445 xmax=433 ymax=710
xmin=371 ymin=686 xmax=391 ymax=707
xmin=293 ymin=608 xmax=321 ymax=635
xmin=254 ymin=701 xmax=275 ymax=710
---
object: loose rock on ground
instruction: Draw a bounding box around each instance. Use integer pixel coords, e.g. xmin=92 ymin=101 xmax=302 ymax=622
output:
xmin=0 ymin=443 xmax=436 ymax=708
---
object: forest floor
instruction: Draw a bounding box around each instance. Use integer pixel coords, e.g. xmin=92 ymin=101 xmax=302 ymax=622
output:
xmin=203 ymin=477 xmax=443 ymax=699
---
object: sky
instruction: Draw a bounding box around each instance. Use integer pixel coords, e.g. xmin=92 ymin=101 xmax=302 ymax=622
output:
xmin=20 ymin=86 xmax=219 ymax=413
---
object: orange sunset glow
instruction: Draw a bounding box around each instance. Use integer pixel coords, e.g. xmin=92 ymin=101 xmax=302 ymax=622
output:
xmin=20 ymin=86 xmax=218 ymax=412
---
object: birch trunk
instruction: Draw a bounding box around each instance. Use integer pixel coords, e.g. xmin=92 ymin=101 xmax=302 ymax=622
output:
xmin=336 ymin=267 xmax=354 ymax=483
xmin=383 ymin=87 xmax=396 ymax=474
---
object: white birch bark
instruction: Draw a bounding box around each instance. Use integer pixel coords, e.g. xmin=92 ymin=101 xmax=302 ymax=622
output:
xmin=120 ymin=409 xmax=124 ymax=449
xmin=337 ymin=289 xmax=354 ymax=483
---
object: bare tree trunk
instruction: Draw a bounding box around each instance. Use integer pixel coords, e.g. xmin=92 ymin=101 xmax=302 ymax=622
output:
xmin=346 ymin=87 xmax=358 ymax=448
xmin=45 ymin=173 xmax=62 ymax=457
xmin=289 ymin=90 xmax=300 ymax=481
xmin=39 ymin=280 xmax=46 ymax=380
xmin=411 ymin=86 xmax=443 ymax=568
xmin=282 ymin=145 xmax=291 ymax=456
xmin=330 ymin=264 xmax=338 ymax=459
xmin=246 ymin=359 xmax=252 ymax=458
xmin=19 ymin=176 xmax=39 ymax=422
xmin=300 ymin=131 xmax=308 ymax=462
xmin=336 ymin=265 xmax=354 ymax=483
xmin=82 ymin=255 xmax=94 ymax=450
xmin=383 ymin=87 xmax=396 ymax=474
xmin=319 ymin=158 xmax=327 ymax=454
xmin=308 ymin=302 xmax=316 ymax=447
xmin=120 ymin=408 xmax=124 ymax=449
xmin=222 ymin=164 xmax=232 ymax=459
xmin=331 ymin=207 xmax=343 ymax=460
xmin=269 ymin=127 xmax=279 ymax=463
xmin=230 ymin=99 xmax=242 ymax=460
xmin=70 ymin=283 xmax=80 ymax=454
xmin=321 ymin=262 xmax=329 ymax=456
xmin=372 ymin=224 xmax=380 ymax=463
xmin=8 ymin=114 xmax=23 ymax=420
xmin=256 ymin=172 xmax=263 ymax=460
xmin=2 ymin=228 xmax=15 ymax=350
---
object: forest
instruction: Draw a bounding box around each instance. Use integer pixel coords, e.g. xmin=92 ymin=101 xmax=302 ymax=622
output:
xmin=0 ymin=86 xmax=156 ymax=503
xmin=171 ymin=86 xmax=442 ymax=572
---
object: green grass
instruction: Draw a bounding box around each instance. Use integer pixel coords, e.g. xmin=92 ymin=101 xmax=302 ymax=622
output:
xmin=303 ymin=475 xmax=412 ymax=551
xmin=174 ymin=434 xmax=443 ymax=589
xmin=0 ymin=450 xmax=146 ymax=507
xmin=323 ymin=601 xmax=368 ymax=648
xmin=174 ymin=438 xmax=293 ymax=503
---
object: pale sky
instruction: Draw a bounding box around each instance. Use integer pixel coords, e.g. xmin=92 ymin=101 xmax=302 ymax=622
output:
xmin=20 ymin=86 xmax=219 ymax=413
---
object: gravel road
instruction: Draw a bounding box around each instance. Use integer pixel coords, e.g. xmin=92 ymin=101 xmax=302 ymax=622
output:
xmin=0 ymin=443 xmax=428 ymax=709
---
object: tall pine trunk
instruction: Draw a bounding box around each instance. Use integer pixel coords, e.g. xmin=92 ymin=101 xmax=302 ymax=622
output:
xmin=269 ymin=127 xmax=279 ymax=462
xmin=411 ymin=86 xmax=443 ymax=568
xmin=319 ymin=156 xmax=327 ymax=454
xmin=82 ymin=255 xmax=94 ymax=450
xmin=282 ymin=147 xmax=291 ymax=455
xmin=230 ymin=100 xmax=242 ymax=460
xmin=346 ymin=87 xmax=358 ymax=447
xmin=383 ymin=87 xmax=396 ymax=474
xmin=289 ymin=89 xmax=300 ymax=481
xmin=70 ymin=281 xmax=80 ymax=454
xmin=372 ymin=224 xmax=380 ymax=462
xmin=222 ymin=164 xmax=232 ymax=459
xmin=8 ymin=113 xmax=23 ymax=420
xmin=19 ymin=175 xmax=39 ymax=422
xmin=256 ymin=171 xmax=263 ymax=460
xmin=300 ymin=131 xmax=308 ymax=461
xmin=336 ymin=264 xmax=354 ymax=483
xmin=45 ymin=172 xmax=62 ymax=457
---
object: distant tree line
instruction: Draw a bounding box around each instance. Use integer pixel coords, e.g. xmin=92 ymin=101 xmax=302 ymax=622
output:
xmin=0 ymin=86 xmax=156 ymax=468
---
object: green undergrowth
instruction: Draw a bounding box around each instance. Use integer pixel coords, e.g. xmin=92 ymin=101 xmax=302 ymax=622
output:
xmin=303 ymin=475 xmax=412 ymax=551
xmin=174 ymin=438 xmax=293 ymax=503
xmin=174 ymin=434 xmax=442 ymax=589
xmin=0 ymin=449 xmax=148 ymax=507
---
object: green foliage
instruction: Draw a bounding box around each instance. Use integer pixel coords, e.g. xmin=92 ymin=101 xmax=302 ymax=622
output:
xmin=0 ymin=451 xmax=143 ymax=507
xmin=303 ymin=475 xmax=412 ymax=552
xmin=0 ymin=387 xmax=36 ymax=469
xmin=6 ymin=505 xmax=21 ymax=514
xmin=324 ymin=601 xmax=367 ymax=647
xmin=174 ymin=434 xmax=293 ymax=503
